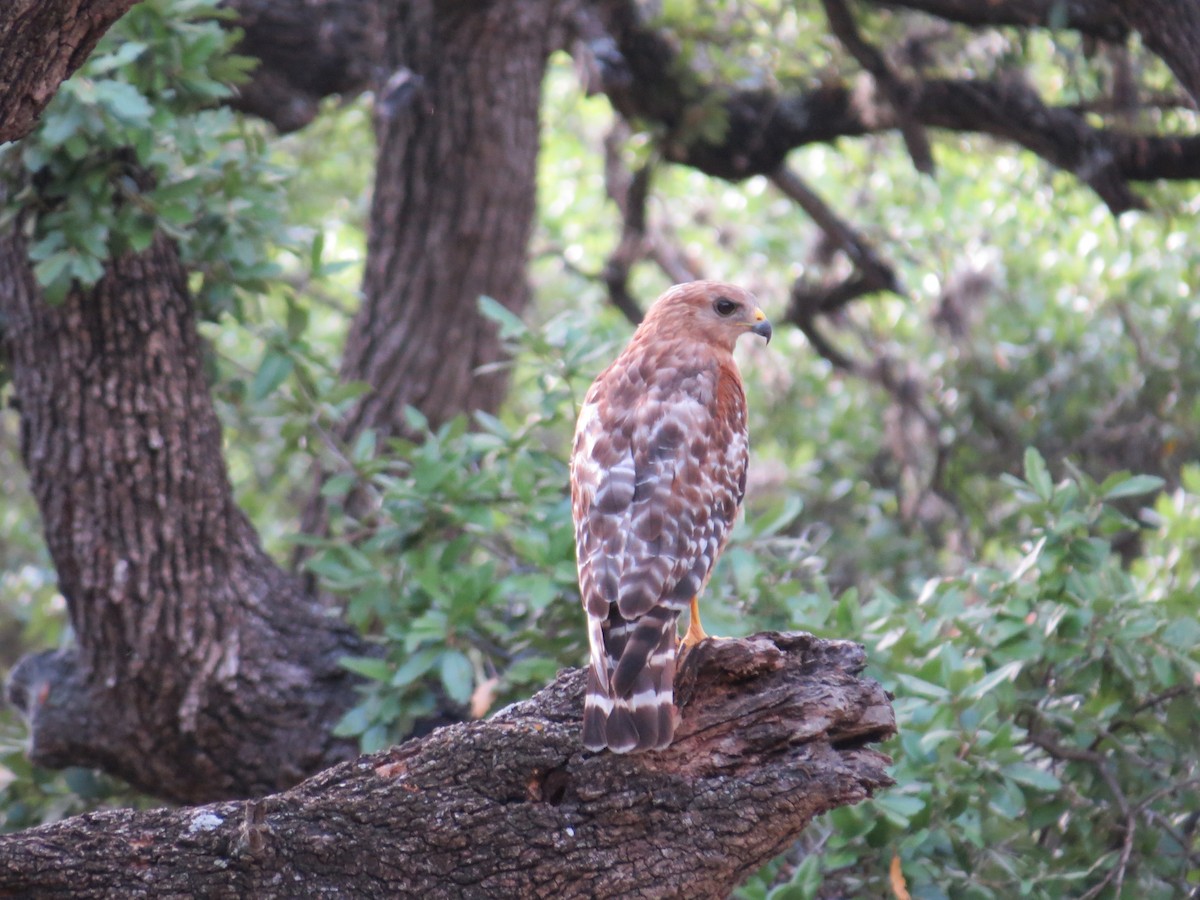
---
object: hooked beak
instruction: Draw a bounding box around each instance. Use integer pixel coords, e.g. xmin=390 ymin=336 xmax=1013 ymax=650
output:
xmin=750 ymin=307 xmax=772 ymax=344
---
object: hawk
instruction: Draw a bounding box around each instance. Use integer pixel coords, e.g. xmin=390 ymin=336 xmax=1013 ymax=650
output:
xmin=570 ymin=281 xmax=771 ymax=752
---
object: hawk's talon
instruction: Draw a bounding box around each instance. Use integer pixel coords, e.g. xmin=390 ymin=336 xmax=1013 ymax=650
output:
xmin=680 ymin=595 xmax=720 ymax=651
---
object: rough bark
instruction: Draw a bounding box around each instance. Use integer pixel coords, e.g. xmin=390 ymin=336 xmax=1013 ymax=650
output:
xmin=1112 ymin=0 xmax=1200 ymax=107
xmin=0 ymin=220 xmax=367 ymax=803
xmin=338 ymin=0 xmax=570 ymax=440
xmin=0 ymin=0 xmax=139 ymax=145
xmin=0 ymin=633 xmax=896 ymax=898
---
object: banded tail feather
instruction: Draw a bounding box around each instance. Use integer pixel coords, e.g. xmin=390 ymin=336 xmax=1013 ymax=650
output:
xmin=582 ymin=607 xmax=679 ymax=753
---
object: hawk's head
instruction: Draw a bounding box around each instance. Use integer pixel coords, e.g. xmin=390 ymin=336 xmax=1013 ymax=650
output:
xmin=641 ymin=280 xmax=772 ymax=353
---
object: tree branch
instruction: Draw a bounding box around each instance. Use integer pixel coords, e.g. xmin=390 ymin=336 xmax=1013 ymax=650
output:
xmin=822 ymin=0 xmax=935 ymax=174
xmin=870 ymin=0 xmax=1129 ymax=43
xmin=770 ymin=166 xmax=901 ymax=298
xmin=0 ymin=633 xmax=895 ymax=898
xmin=1112 ymin=0 xmax=1200 ymax=108
xmin=598 ymin=125 xmax=703 ymax=325
xmin=223 ymin=0 xmax=384 ymax=132
xmin=587 ymin=0 xmax=1200 ymax=213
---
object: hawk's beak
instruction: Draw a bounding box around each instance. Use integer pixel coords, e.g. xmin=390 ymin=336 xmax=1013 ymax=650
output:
xmin=750 ymin=308 xmax=772 ymax=344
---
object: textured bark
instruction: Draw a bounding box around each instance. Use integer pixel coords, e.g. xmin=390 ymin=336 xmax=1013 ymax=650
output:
xmin=0 ymin=220 xmax=367 ymax=803
xmin=336 ymin=0 xmax=569 ymax=440
xmin=0 ymin=0 xmax=139 ymax=144
xmin=1113 ymin=0 xmax=1200 ymax=107
xmin=0 ymin=633 xmax=896 ymax=898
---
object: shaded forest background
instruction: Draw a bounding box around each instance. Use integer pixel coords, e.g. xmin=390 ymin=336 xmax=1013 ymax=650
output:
xmin=1 ymin=0 xmax=1199 ymax=896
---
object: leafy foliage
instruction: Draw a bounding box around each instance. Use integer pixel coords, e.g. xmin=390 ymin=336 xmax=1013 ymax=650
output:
xmin=2 ymin=0 xmax=286 ymax=315
xmin=298 ymin=299 xmax=1200 ymax=895
xmin=2 ymin=2 xmax=1200 ymax=895
xmin=301 ymin=302 xmax=616 ymax=750
xmin=737 ymin=455 xmax=1199 ymax=899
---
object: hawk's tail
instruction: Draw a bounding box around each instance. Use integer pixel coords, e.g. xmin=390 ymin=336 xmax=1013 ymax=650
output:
xmin=582 ymin=610 xmax=678 ymax=753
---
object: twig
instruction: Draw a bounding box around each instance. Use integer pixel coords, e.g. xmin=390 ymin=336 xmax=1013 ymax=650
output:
xmin=770 ymin=166 xmax=901 ymax=296
xmin=599 ymin=125 xmax=703 ymax=324
xmin=822 ymin=0 xmax=935 ymax=174
xmin=1028 ymin=727 xmax=1136 ymax=899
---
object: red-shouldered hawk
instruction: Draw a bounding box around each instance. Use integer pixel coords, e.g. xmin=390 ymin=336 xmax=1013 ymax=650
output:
xmin=570 ymin=281 xmax=771 ymax=753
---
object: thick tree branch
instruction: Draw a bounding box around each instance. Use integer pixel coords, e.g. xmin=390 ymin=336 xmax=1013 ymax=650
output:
xmin=223 ymin=0 xmax=383 ymax=132
xmin=871 ymin=0 xmax=1128 ymax=43
xmin=588 ymin=0 xmax=1199 ymax=213
xmin=0 ymin=633 xmax=895 ymax=898
xmin=0 ymin=0 xmax=139 ymax=144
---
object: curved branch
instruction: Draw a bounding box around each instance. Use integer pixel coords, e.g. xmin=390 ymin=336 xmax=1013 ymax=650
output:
xmin=588 ymin=0 xmax=1199 ymax=213
xmin=0 ymin=633 xmax=895 ymax=898
xmin=870 ymin=0 xmax=1129 ymax=43
xmin=823 ymin=0 xmax=935 ymax=174
xmin=223 ymin=0 xmax=383 ymax=132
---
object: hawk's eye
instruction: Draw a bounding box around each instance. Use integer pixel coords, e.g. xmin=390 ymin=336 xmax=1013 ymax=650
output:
xmin=714 ymin=297 xmax=738 ymax=317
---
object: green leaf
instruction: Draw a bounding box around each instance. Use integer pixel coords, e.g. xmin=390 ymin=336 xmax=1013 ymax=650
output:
xmin=339 ymin=655 xmax=393 ymax=683
xmin=965 ymin=660 xmax=1023 ymax=699
xmin=94 ymin=81 xmax=153 ymax=125
xmin=477 ymin=294 xmax=526 ymax=339
xmin=332 ymin=705 xmax=371 ymax=738
xmin=504 ymin=656 xmax=560 ymax=686
xmin=319 ymin=472 xmax=358 ymax=500
xmin=1023 ymin=447 xmax=1053 ymax=502
xmin=351 ymin=428 xmax=377 ymax=465
xmin=894 ymin=673 xmax=950 ymax=701
xmin=402 ymin=405 xmax=430 ymax=434
xmin=250 ymin=350 xmax=294 ymax=401
xmin=439 ymin=651 xmax=475 ymax=706
xmin=32 ymin=252 xmax=74 ymax=292
xmin=309 ymin=229 xmax=325 ymax=275
xmin=360 ymin=724 xmax=391 ymax=754
xmin=87 ymin=40 xmax=148 ymax=75
xmin=1002 ymin=761 xmax=1061 ymax=792
xmin=874 ymin=793 xmax=925 ymax=828
xmin=1102 ymin=475 xmax=1165 ymax=500
xmin=391 ymin=649 xmax=439 ymax=688
xmin=1162 ymin=617 xmax=1200 ymax=651
xmin=768 ymin=855 xmax=823 ymax=899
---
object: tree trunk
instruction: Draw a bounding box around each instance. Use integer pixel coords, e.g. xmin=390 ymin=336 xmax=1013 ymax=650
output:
xmin=0 ymin=0 xmax=139 ymax=144
xmin=0 ymin=633 xmax=896 ymax=898
xmin=338 ymin=0 xmax=567 ymax=440
xmin=0 ymin=216 xmax=367 ymax=804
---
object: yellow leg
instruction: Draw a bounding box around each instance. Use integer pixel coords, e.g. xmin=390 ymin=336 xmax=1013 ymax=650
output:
xmin=680 ymin=596 xmax=709 ymax=650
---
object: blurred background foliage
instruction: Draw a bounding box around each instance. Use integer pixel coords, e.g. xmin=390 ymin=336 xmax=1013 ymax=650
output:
xmin=1 ymin=0 xmax=1198 ymax=896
